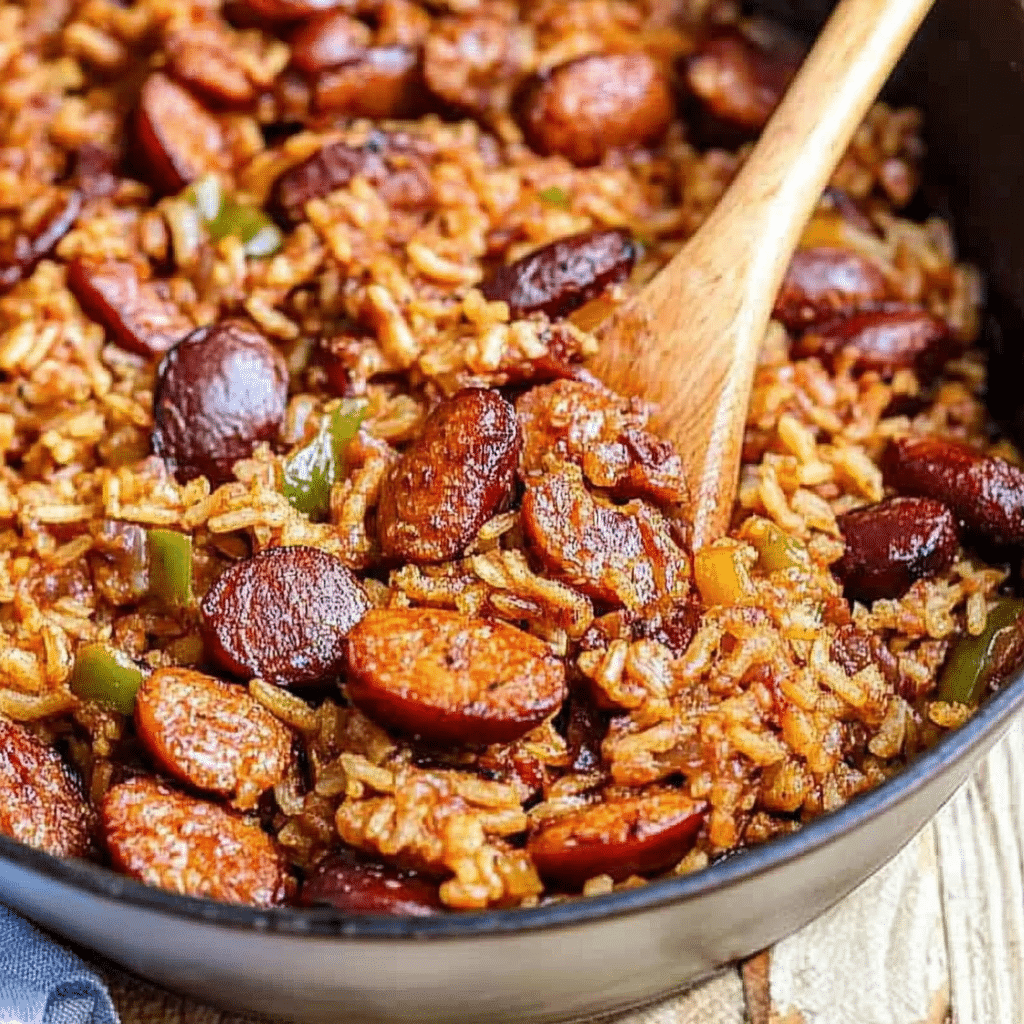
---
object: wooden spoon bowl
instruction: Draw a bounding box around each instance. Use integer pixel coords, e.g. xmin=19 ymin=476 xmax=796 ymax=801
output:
xmin=591 ymin=0 xmax=935 ymax=548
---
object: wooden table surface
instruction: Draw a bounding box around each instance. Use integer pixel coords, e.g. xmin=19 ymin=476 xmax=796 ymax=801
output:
xmin=94 ymin=714 xmax=1024 ymax=1024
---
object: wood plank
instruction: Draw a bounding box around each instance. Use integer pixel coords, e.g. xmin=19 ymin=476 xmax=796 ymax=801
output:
xmin=768 ymin=818 xmax=949 ymax=1023
xmin=933 ymin=717 xmax=1024 ymax=1024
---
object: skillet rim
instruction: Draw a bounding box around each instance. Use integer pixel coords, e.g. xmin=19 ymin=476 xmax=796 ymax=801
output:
xmin=2 ymin=664 xmax=1021 ymax=941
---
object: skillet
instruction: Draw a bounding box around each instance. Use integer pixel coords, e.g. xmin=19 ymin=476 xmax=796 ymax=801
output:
xmin=4 ymin=0 xmax=1024 ymax=1019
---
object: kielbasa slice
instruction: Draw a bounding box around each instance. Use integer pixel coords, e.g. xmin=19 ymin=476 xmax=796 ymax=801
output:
xmin=377 ymin=389 xmax=522 ymax=564
xmin=346 ymin=608 xmax=567 ymax=745
xmin=201 ymin=545 xmax=371 ymax=688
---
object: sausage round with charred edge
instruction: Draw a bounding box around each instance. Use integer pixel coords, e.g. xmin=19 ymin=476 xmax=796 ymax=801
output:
xmin=135 ymin=73 xmax=227 ymax=194
xmin=882 ymin=436 xmax=1024 ymax=547
xmin=793 ymin=307 xmax=954 ymax=379
xmin=68 ymin=258 xmax=193 ymax=358
xmin=101 ymin=776 xmax=287 ymax=906
xmin=134 ymin=668 xmax=293 ymax=808
xmin=345 ymin=608 xmax=567 ymax=745
xmin=521 ymin=464 xmax=690 ymax=610
xmin=299 ymin=851 xmax=442 ymax=915
xmin=482 ymin=229 xmax=637 ymax=322
xmin=773 ymin=247 xmax=889 ymax=329
xmin=833 ymin=496 xmax=959 ymax=603
xmin=0 ymin=718 xmax=93 ymax=858
xmin=528 ymin=793 xmax=706 ymax=888
xmin=201 ymin=545 xmax=371 ymax=688
xmin=520 ymin=53 xmax=674 ymax=167
xmin=152 ymin=319 xmax=288 ymax=486
xmin=377 ymin=389 xmax=522 ymax=564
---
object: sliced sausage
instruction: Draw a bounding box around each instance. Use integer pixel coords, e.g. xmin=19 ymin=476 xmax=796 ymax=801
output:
xmin=773 ymin=247 xmax=888 ymax=329
xmin=481 ymin=229 xmax=636 ymax=321
xmin=423 ymin=12 xmax=532 ymax=123
xmin=298 ymin=851 xmax=442 ymax=915
xmin=134 ymin=668 xmax=293 ymax=809
xmin=135 ymin=73 xmax=228 ymax=195
xmin=270 ymin=133 xmax=433 ymax=225
xmin=151 ymin=319 xmax=288 ymax=485
xmin=201 ymin=545 xmax=371 ymax=688
xmin=833 ymin=496 xmax=959 ymax=603
xmin=313 ymin=46 xmax=423 ymax=118
xmin=377 ymin=389 xmax=521 ymax=564
xmin=0 ymin=718 xmax=93 ymax=859
xmin=68 ymin=258 xmax=193 ymax=358
xmin=101 ymin=776 xmax=287 ymax=906
xmin=0 ymin=189 xmax=82 ymax=294
xmin=516 ymin=379 xmax=688 ymax=505
xmin=793 ymin=307 xmax=954 ymax=379
xmin=165 ymin=27 xmax=256 ymax=108
xmin=521 ymin=465 xmax=691 ymax=610
xmin=882 ymin=436 xmax=1024 ymax=547
xmin=519 ymin=53 xmax=674 ymax=166
xmin=346 ymin=608 xmax=567 ymax=745
xmin=684 ymin=28 xmax=799 ymax=138
xmin=527 ymin=792 xmax=706 ymax=888
xmin=290 ymin=12 xmax=371 ymax=74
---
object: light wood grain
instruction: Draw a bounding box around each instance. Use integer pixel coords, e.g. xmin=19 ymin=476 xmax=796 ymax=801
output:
xmin=591 ymin=0 xmax=933 ymax=547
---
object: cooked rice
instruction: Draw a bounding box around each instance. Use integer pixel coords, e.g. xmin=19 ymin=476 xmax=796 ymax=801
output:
xmin=0 ymin=0 xmax=1016 ymax=912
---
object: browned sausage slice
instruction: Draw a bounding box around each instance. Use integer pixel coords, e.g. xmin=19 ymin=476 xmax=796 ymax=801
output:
xmin=520 ymin=53 xmax=674 ymax=166
xmin=684 ymin=28 xmax=799 ymax=138
xmin=313 ymin=47 xmax=422 ymax=118
xmin=773 ymin=247 xmax=888 ymax=329
xmin=793 ymin=307 xmax=953 ymax=379
xmin=521 ymin=465 xmax=691 ymax=610
xmin=152 ymin=319 xmax=288 ymax=485
xmin=135 ymin=73 xmax=228 ymax=194
xmin=378 ymin=389 xmax=521 ymax=564
xmin=346 ymin=608 xmax=567 ymax=745
xmin=270 ymin=133 xmax=433 ymax=225
xmin=101 ymin=776 xmax=287 ymax=905
xmin=134 ymin=668 xmax=293 ymax=808
xmin=201 ymin=545 xmax=371 ymax=688
xmin=882 ymin=436 xmax=1024 ymax=547
xmin=527 ymin=793 xmax=706 ymax=888
xmin=516 ymin=379 xmax=688 ymax=505
xmin=423 ymin=12 xmax=531 ymax=123
xmin=833 ymin=496 xmax=959 ymax=603
xmin=290 ymin=12 xmax=371 ymax=74
xmin=481 ymin=230 xmax=636 ymax=321
xmin=0 ymin=718 xmax=93 ymax=858
xmin=298 ymin=851 xmax=442 ymax=915
xmin=68 ymin=258 xmax=193 ymax=358
xmin=166 ymin=27 xmax=256 ymax=108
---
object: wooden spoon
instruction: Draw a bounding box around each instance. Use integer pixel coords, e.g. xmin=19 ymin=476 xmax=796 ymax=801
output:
xmin=592 ymin=0 xmax=934 ymax=549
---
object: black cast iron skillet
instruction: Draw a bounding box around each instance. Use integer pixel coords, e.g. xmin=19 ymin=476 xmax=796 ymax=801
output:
xmin=3 ymin=1 xmax=1024 ymax=1020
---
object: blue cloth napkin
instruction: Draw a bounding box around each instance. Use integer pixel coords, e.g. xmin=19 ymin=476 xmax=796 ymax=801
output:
xmin=0 ymin=904 xmax=120 ymax=1024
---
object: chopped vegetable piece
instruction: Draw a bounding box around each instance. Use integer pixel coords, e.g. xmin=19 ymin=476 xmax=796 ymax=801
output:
xmin=148 ymin=528 xmax=194 ymax=609
xmin=182 ymin=175 xmax=283 ymax=258
xmin=938 ymin=597 xmax=1024 ymax=706
xmin=71 ymin=643 xmax=145 ymax=715
xmin=694 ymin=540 xmax=756 ymax=606
xmin=538 ymin=185 xmax=569 ymax=207
xmin=743 ymin=517 xmax=810 ymax=573
xmin=282 ymin=399 xmax=368 ymax=520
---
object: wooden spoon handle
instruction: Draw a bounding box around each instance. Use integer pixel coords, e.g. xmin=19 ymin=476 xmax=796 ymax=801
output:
xmin=593 ymin=0 xmax=934 ymax=548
